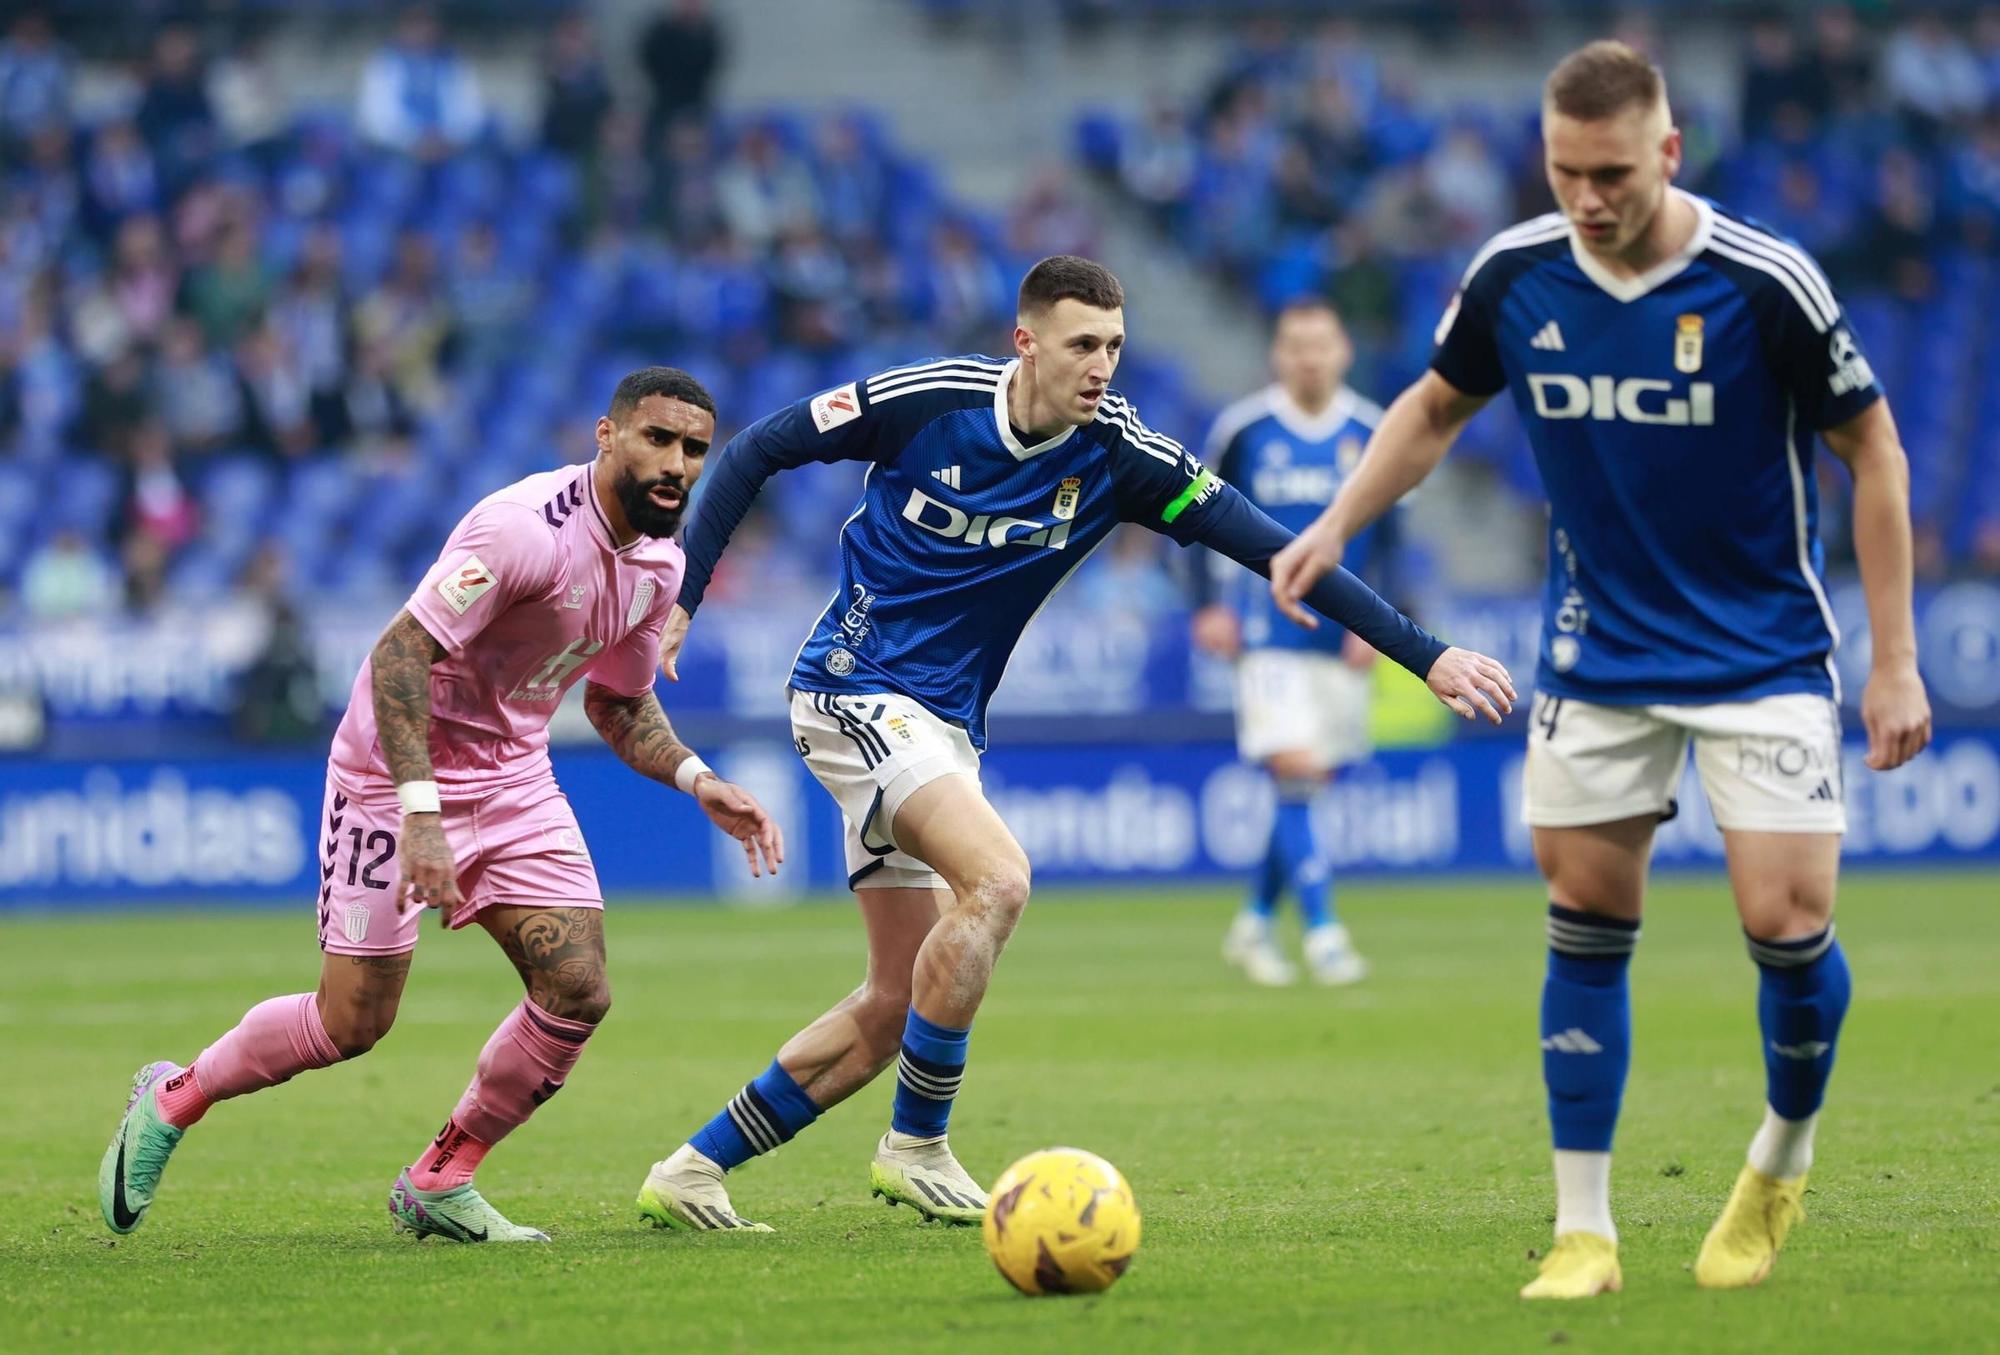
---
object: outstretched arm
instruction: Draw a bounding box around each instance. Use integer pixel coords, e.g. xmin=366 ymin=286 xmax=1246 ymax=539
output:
xmin=665 ymin=391 xmax=881 ymax=679
xmin=1270 ymin=369 xmax=1486 ymax=624
xmin=583 ymin=681 xmax=784 ymax=876
xmin=1821 ymin=399 xmax=1931 ymax=771
xmin=369 ymin=609 xmax=460 ymax=915
xmin=1187 ymin=486 xmax=1515 ymax=723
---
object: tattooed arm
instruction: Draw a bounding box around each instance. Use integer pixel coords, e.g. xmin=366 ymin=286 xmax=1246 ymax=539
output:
xmin=582 ymin=680 xmax=705 ymax=789
xmin=368 ymin=609 xmax=461 ymax=915
xmin=584 ymin=680 xmax=785 ymax=876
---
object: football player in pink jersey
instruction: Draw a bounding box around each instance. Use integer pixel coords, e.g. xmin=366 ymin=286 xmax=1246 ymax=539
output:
xmin=100 ymin=368 xmax=783 ymax=1243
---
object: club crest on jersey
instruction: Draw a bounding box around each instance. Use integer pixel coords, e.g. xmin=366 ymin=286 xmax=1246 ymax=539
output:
xmin=344 ymin=903 xmax=370 ymax=944
xmin=1052 ymin=477 xmax=1082 ymax=521
xmin=810 ymin=382 xmax=863 ymax=433
xmin=564 ymin=583 xmax=586 ymax=610
xmin=1337 ymin=436 xmax=1364 ymax=473
xmin=885 ymin=714 xmax=917 ymax=745
xmin=826 ymin=647 xmax=856 ymax=676
xmin=1674 ymin=313 xmax=1704 ymax=373
xmin=627 ymin=576 xmax=656 ymax=627
xmin=437 ymin=554 xmax=496 ymax=615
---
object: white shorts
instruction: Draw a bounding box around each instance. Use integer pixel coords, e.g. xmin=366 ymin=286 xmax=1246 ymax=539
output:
xmin=1234 ymin=650 xmax=1372 ymax=770
xmin=1522 ymin=691 xmax=1846 ymax=834
xmin=789 ymin=687 xmax=981 ymax=891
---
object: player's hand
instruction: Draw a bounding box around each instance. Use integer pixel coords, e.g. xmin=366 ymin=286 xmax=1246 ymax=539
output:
xmin=1861 ymin=660 xmax=1931 ymax=771
xmin=1268 ymin=525 xmax=1347 ymax=629
xmin=1340 ymin=631 xmax=1379 ymax=672
xmin=394 ymin=813 xmax=463 ymax=916
xmin=1425 ymin=646 xmax=1516 ymax=724
xmin=657 ymin=604 xmax=692 ymax=682
xmin=694 ymin=774 xmax=785 ymax=878
xmin=1190 ymin=604 xmax=1241 ymax=658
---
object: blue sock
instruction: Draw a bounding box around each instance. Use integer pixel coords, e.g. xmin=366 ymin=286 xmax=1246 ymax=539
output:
xmin=1274 ymin=782 xmax=1335 ymax=931
xmin=891 ymin=1007 xmax=969 ymax=1139
xmin=1542 ymin=904 xmax=1639 ymax=1152
xmin=1747 ymin=926 xmax=1850 ymax=1120
xmin=689 ymin=1058 xmax=821 ymax=1171
xmin=1246 ymin=816 xmax=1286 ymax=921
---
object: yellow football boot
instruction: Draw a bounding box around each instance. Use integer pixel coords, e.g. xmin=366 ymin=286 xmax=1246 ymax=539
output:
xmin=1695 ymin=1165 xmax=1806 ymax=1289
xmin=1520 ymin=1232 xmax=1622 ymax=1300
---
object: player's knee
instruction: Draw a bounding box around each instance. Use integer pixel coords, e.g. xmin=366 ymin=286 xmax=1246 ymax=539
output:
xmin=534 ymin=971 xmax=612 ymax=1026
xmin=1738 ymin=878 xmax=1835 ymax=942
xmin=972 ymin=860 xmax=1031 ymax=932
xmin=320 ymin=1001 xmax=396 ymax=1059
xmin=857 ymin=984 xmax=909 ymax=1049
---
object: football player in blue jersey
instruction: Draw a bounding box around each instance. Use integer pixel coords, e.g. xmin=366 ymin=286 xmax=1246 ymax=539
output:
xmin=1273 ymin=43 xmax=1932 ymax=1299
xmin=632 ymin=255 xmax=1517 ymax=1231
xmin=1193 ymin=300 xmax=1385 ymax=987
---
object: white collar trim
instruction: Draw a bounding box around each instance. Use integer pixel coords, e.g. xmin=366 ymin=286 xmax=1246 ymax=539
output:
xmin=1267 ymin=384 xmax=1356 ymax=443
xmin=995 ymin=360 xmax=1076 ymax=461
xmin=1567 ymin=190 xmax=1713 ymax=303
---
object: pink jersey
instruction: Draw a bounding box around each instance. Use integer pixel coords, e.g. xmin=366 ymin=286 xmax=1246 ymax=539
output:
xmin=329 ymin=461 xmax=683 ymax=792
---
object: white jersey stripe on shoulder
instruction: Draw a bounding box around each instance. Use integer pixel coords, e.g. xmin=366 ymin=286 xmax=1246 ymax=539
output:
xmin=1711 ymin=219 xmax=1838 ymax=323
xmin=866 ymin=355 xmax=1007 ymax=384
xmin=1099 ymin=393 xmax=1187 ymax=454
xmin=1096 ymin=402 xmax=1187 ymax=463
xmin=866 ymin=360 xmax=1006 ymax=396
xmin=867 ymin=370 xmax=1001 ymax=401
xmin=1705 ymin=238 xmax=1832 ymax=333
xmin=1204 ymin=386 xmax=1276 ymax=459
xmin=1458 ymin=215 xmax=1569 ymax=285
xmin=871 ymin=378 xmax=1004 ymax=404
xmin=1095 ymin=410 xmax=1181 ymax=465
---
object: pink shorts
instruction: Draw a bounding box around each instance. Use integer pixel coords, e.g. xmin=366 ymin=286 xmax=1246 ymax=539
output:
xmin=315 ymin=766 xmax=603 ymax=956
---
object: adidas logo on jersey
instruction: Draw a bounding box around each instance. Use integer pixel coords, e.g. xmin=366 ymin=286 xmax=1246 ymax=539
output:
xmin=1529 ymin=320 xmax=1566 ymax=351
xmin=931 ymin=465 xmax=962 ymax=490
xmin=1541 ymin=1028 xmax=1604 ymax=1054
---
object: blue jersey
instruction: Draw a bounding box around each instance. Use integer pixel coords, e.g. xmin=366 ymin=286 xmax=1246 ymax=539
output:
xmin=1432 ymin=192 xmax=1883 ymax=705
xmin=1206 ymin=384 xmax=1385 ymax=655
xmin=679 ymin=356 xmax=1449 ymax=748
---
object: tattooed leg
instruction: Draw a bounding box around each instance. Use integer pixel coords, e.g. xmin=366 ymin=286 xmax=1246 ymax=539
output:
xmin=403 ymin=908 xmax=609 ymax=1192
xmin=316 ymin=952 xmax=415 ymax=1056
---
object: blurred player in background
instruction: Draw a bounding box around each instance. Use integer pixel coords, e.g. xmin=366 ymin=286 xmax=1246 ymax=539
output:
xmin=100 ymin=369 xmax=782 ymax=1244
xmin=1194 ymin=299 xmax=1385 ymax=988
xmin=1273 ymin=43 xmax=1931 ymax=1299
xmin=638 ymin=255 xmax=1516 ymax=1231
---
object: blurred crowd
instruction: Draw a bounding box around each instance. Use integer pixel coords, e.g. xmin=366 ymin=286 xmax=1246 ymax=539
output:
xmin=1082 ymin=6 xmax=2000 ymax=575
xmin=0 ymin=2 xmax=1129 ymax=624
xmin=8 ymin=3 xmax=2000 ymax=634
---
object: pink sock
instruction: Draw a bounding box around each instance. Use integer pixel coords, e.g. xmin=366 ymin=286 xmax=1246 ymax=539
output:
xmin=158 ymin=993 xmax=343 ymax=1130
xmin=407 ymin=1000 xmax=595 ymax=1190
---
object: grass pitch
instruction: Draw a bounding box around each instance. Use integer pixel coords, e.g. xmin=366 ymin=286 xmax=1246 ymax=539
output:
xmin=4 ymin=874 xmax=1997 ymax=1353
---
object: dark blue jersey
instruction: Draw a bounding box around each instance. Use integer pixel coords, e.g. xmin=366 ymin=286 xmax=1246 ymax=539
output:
xmin=1431 ymin=192 xmax=1883 ymax=705
xmin=680 ymin=355 xmax=1449 ymax=748
xmin=1207 ymin=384 xmax=1385 ymax=655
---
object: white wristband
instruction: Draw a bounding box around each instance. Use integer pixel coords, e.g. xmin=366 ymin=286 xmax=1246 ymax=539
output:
xmin=397 ymin=780 xmax=441 ymax=815
xmin=674 ymin=755 xmax=713 ymax=794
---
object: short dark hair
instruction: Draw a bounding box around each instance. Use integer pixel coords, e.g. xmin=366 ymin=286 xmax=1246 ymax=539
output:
xmin=609 ymin=367 xmax=716 ymax=421
xmin=1017 ymin=255 xmax=1124 ymax=318
xmin=1544 ymin=40 xmax=1666 ymax=122
xmin=1274 ymin=296 xmax=1341 ymax=330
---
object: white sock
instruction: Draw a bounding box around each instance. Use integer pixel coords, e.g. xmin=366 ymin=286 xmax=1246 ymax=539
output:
xmin=1552 ymin=1149 xmax=1615 ymax=1242
xmin=1746 ymin=1105 xmax=1817 ymax=1180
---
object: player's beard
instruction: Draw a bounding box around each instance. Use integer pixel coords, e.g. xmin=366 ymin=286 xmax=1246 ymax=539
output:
xmin=613 ymin=465 xmax=686 ymax=539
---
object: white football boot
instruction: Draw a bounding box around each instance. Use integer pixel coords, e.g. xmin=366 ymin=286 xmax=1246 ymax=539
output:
xmin=636 ymin=1143 xmax=773 ymax=1232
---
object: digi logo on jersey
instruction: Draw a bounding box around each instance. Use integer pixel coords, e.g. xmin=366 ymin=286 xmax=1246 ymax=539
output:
xmin=900 ymin=488 xmax=1074 ymax=550
xmin=1528 ymin=374 xmax=1716 ymax=426
xmin=1826 ymin=327 xmax=1874 ymax=397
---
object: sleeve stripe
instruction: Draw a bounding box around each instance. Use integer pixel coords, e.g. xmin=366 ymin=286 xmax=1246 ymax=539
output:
xmin=871 ymin=378 xmax=1003 ymax=404
xmin=866 ymin=360 xmax=1006 ymax=397
xmin=1710 ymin=221 xmax=1838 ymax=329
xmin=1705 ymin=237 xmax=1833 ymax=333
xmin=1096 ymin=395 xmax=1184 ymax=453
xmin=1095 ymin=407 xmax=1182 ymax=465
xmin=1456 ymin=215 xmax=1568 ymax=287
